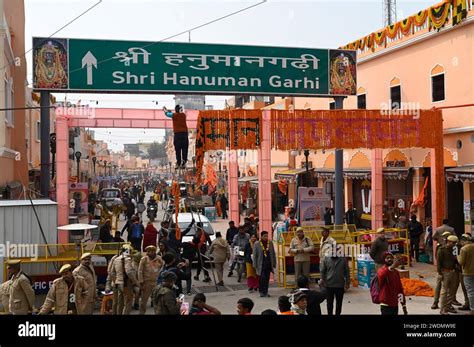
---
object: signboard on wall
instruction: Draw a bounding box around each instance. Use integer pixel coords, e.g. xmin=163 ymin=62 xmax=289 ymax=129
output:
xmin=298 ymin=187 xmax=331 ymax=226
xmin=69 ymin=183 xmax=89 ymax=215
xmin=33 ymin=37 xmax=357 ymax=96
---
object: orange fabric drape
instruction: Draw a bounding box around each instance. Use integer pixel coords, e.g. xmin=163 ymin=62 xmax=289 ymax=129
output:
xmin=270 ymin=109 xmax=443 ymax=151
xmin=278 ymin=180 xmax=288 ymax=195
xmin=171 ymin=181 xmax=181 ymax=240
xmin=195 ymin=110 xmax=262 ymax=186
xmin=412 ymin=177 xmax=429 ymax=207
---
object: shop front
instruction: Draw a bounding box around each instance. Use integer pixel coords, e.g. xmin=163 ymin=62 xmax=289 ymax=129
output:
xmin=315 ymin=167 xmax=412 ymax=229
xmin=446 ymin=166 xmax=474 ymax=235
xmin=274 ymin=168 xmax=315 ymax=214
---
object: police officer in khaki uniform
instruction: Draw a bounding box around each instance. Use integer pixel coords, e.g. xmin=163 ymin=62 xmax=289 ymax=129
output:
xmin=7 ymin=259 xmax=35 ymax=315
xmin=105 ymin=250 xmax=121 ymax=314
xmin=432 ymin=231 xmax=453 ymax=309
xmin=106 ymin=245 xmax=139 ymax=315
xmin=73 ymin=253 xmax=97 ymax=314
xmin=138 ymin=245 xmax=163 ymax=314
xmin=437 ymin=235 xmax=460 ymax=315
xmin=39 ymin=264 xmax=88 ymax=315
xmin=132 ymin=252 xmax=142 ymax=311
xmin=0 ymin=279 xmax=12 ymax=313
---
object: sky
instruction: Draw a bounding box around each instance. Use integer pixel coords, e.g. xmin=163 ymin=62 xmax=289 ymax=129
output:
xmin=24 ymin=0 xmax=436 ymax=151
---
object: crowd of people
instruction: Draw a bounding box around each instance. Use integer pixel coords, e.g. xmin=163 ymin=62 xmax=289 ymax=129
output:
xmin=1 ymin=187 xmax=473 ymax=316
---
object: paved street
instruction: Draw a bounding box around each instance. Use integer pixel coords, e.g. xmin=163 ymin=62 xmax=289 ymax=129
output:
xmin=101 ymin=196 xmax=469 ymax=315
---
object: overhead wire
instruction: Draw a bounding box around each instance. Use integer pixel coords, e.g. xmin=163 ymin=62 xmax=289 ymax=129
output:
xmin=67 ymin=0 xmax=267 ymax=76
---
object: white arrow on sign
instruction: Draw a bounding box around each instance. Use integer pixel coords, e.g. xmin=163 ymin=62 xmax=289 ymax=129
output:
xmin=81 ymin=51 xmax=97 ymax=85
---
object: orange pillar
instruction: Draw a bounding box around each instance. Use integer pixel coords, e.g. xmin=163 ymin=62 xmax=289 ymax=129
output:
xmin=258 ymin=110 xmax=272 ymax=238
xmin=371 ymin=149 xmax=383 ymax=229
xmin=56 ymin=116 xmax=70 ymax=243
xmin=431 ymin=145 xmax=445 ymax=230
xmin=228 ymin=150 xmax=240 ymax=225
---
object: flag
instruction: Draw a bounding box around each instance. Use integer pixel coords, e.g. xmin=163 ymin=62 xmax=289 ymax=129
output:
xmin=452 ymin=0 xmax=468 ymax=26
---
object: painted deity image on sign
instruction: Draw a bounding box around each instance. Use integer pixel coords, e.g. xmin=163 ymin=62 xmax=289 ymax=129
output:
xmin=329 ymin=49 xmax=356 ymax=95
xmin=33 ymin=38 xmax=68 ymax=89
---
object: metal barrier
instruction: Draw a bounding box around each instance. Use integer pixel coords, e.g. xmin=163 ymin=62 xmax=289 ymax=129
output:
xmin=276 ymin=225 xmax=409 ymax=288
xmin=276 ymin=224 xmax=356 ymax=288
xmin=2 ymin=242 xmax=131 ymax=280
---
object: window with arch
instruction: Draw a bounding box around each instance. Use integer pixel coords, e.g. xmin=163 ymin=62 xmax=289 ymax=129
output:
xmin=357 ymin=87 xmax=366 ymax=109
xmin=390 ymin=77 xmax=401 ymax=110
xmin=431 ymin=64 xmax=445 ymax=102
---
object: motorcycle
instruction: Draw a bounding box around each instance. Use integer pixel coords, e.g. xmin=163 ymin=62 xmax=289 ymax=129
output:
xmin=234 ymin=246 xmax=245 ymax=283
xmin=147 ymin=204 xmax=158 ymax=222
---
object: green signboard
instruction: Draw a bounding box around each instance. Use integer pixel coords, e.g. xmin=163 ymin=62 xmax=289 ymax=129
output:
xmin=33 ymin=37 xmax=356 ymax=96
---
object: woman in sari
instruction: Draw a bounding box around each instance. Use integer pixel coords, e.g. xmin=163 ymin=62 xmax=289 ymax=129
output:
xmin=244 ymin=233 xmax=259 ymax=292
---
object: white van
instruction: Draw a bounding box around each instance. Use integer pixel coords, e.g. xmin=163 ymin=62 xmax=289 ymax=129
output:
xmin=171 ymin=212 xmax=216 ymax=244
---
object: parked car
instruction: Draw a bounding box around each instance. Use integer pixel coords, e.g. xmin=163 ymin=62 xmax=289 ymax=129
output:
xmin=170 ymin=213 xmax=216 ymax=244
xmin=100 ymin=188 xmax=123 ymax=209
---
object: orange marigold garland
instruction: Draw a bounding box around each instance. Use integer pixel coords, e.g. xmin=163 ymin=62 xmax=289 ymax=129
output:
xmin=414 ymin=9 xmax=429 ymax=27
xmin=400 ymin=16 xmax=413 ymax=36
xmin=386 ymin=22 xmax=400 ymax=39
xmin=428 ymin=1 xmax=450 ymax=31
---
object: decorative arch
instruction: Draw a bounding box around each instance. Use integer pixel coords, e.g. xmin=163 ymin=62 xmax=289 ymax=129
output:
xmin=349 ymin=151 xmax=371 ymax=168
xmin=357 ymin=86 xmax=366 ymax=95
xmin=383 ymin=149 xmax=410 ymax=167
xmin=422 ymin=148 xmax=457 ymax=167
xmin=323 ymin=153 xmax=335 ymax=168
xmin=431 ymin=64 xmax=445 ymax=76
xmin=390 ymin=77 xmax=401 ymax=86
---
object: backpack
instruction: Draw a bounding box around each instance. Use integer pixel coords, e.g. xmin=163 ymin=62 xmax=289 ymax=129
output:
xmin=130 ymin=223 xmax=142 ymax=239
xmin=369 ymin=275 xmax=381 ymax=304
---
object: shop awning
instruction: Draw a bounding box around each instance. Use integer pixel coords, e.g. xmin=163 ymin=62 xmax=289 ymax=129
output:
xmin=249 ymin=179 xmax=278 ymax=188
xmin=238 ymin=176 xmax=258 ymax=184
xmin=314 ymin=168 xmax=411 ymax=180
xmin=446 ymin=166 xmax=474 ymax=183
xmin=274 ymin=168 xmax=314 ymax=180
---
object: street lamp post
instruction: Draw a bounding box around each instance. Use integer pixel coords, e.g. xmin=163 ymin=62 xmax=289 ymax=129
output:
xmin=304 ymin=149 xmax=310 ymax=186
xmin=75 ymin=151 xmax=82 ymax=182
xmin=50 ymin=133 xmax=56 ymax=180
xmin=92 ymin=156 xmax=97 ymax=176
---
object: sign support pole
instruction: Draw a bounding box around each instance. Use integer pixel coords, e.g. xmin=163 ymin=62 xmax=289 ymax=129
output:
xmin=334 ymin=96 xmax=345 ymax=225
xmin=40 ymin=91 xmax=51 ymax=198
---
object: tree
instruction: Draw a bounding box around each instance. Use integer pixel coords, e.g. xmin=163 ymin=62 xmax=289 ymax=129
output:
xmin=148 ymin=141 xmax=167 ymax=159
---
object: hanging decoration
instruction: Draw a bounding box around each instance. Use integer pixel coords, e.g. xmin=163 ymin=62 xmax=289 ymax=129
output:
xmin=452 ymin=0 xmax=468 ymax=26
xmin=195 ymin=110 xmax=262 ymax=186
xmin=400 ymin=17 xmax=413 ymax=36
xmin=171 ymin=181 xmax=181 ymax=240
xmin=411 ymin=177 xmax=429 ymax=208
xmin=203 ymin=163 xmax=218 ymax=196
xmin=340 ymin=0 xmax=472 ymax=54
xmin=278 ymin=180 xmax=288 ymax=195
xmin=413 ymin=9 xmax=429 ymax=27
xmin=270 ymin=109 xmax=443 ymax=152
xmin=374 ymin=30 xmax=387 ymax=46
xmin=386 ymin=22 xmax=401 ymax=39
xmin=366 ymin=33 xmax=375 ymax=51
xmin=429 ymin=0 xmax=451 ymax=31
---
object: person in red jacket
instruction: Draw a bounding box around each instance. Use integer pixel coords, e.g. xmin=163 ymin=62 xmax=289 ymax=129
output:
xmin=378 ymin=251 xmax=408 ymax=315
xmin=143 ymin=221 xmax=159 ymax=251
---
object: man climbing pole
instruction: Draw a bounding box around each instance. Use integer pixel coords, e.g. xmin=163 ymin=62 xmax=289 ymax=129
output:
xmin=164 ymin=105 xmax=188 ymax=169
